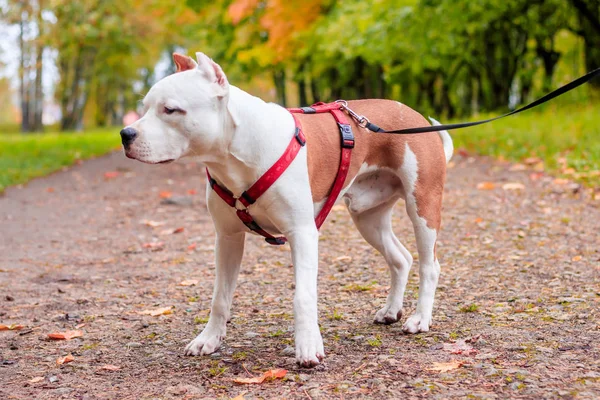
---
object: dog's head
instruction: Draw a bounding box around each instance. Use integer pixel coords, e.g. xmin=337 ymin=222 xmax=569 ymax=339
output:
xmin=121 ymin=52 xmax=236 ymax=164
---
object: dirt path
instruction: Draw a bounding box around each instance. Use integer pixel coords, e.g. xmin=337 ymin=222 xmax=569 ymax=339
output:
xmin=1 ymin=151 xmax=599 ymax=399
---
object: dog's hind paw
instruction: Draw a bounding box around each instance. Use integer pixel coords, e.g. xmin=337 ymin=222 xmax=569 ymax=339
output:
xmin=295 ymin=329 xmax=325 ymax=368
xmin=184 ymin=329 xmax=223 ymax=356
xmin=402 ymin=313 xmax=431 ymax=334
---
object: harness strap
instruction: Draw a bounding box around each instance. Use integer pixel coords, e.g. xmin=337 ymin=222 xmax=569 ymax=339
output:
xmin=206 ymin=102 xmax=354 ymax=245
xmin=206 ymin=123 xmax=307 ymax=245
xmin=314 ymin=108 xmax=354 ymax=229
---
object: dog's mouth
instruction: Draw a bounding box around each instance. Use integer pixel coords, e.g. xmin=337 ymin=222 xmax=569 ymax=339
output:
xmin=125 ymin=152 xmax=174 ymax=164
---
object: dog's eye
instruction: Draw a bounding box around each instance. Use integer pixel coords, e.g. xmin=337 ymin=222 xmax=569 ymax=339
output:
xmin=164 ymin=106 xmax=177 ymax=115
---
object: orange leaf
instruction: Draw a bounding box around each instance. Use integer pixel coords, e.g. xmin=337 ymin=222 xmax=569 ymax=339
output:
xmin=429 ymin=360 xmax=464 ymax=372
xmin=159 ymin=191 xmax=173 ymax=199
xmin=187 ymin=243 xmax=197 ymax=251
xmin=188 ymin=189 xmax=197 ymax=195
xmin=234 ymin=368 xmax=287 ymax=384
xmin=173 ymin=227 xmax=185 ymax=234
xmin=47 ymin=330 xmax=83 ymax=340
xmin=0 ymin=324 xmax=24 ymax=331
xmin=477 ymin=182 xmax=496 ymax=190
xmin=474 ymin=217 xmax=484 ymax=224
xmin=572 ymin=255 xmax=582 ymax=262
xmin=140 ymin=307 xmax=173 ymax=316
xmin=56 ymin=354 xmax=75 ymax=365
xmin=99 ymin=364 xmax=121 ymax=371
xmin=142 ymin=242 xmax=164 ymax=250
xmin=104 ymin=171 xmax=120 ymax=179
xmin=46 ymin=187 xmax=55 ymax=193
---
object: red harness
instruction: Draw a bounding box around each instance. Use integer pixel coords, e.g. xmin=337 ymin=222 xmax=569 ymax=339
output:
xmin=206 ymin=101 xmax=355 ymax=245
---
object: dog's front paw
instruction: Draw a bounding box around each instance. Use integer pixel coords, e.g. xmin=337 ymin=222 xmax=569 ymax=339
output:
xmin=374 ymin=304 xmax=403 ymax=325
xmin=402 ymin=313 xmax=431 ymax=334
xmin=295 ymin=328 xmax=325 ymax=368
xmin=184 ymin=328 xmax=224 ymax=356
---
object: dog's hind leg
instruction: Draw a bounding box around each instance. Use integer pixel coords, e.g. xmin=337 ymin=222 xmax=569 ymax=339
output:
xmin=347 ymin=197 xmax=413 ymax=325
xmin=399 ymin=143 xmax=444 ymax=334
xmin=184 ymin=231 xmax=245 ymax=356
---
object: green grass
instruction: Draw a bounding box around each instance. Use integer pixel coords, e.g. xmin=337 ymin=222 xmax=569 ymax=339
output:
xmin=451 ymin=102 xmax=600 ymax=188
xmin=0 ymin=128 xmax=120 ymax=192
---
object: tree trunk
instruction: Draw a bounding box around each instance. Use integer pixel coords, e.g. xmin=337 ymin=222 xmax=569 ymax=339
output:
xmin=32 ymin=0 xmax=44 ymax=131
xmin=19 ymin=12 xmax=30 ymax=133
xmin=272 ymin=69 xmax=287 ymax=107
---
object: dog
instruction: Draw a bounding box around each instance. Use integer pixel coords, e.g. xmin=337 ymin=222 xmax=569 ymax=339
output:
xmin=120 ymin=52 xmax=453 ymax=367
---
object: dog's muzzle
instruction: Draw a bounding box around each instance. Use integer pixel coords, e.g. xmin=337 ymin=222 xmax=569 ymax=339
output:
xmin=120 ymin=127 xmax=138 ymax=149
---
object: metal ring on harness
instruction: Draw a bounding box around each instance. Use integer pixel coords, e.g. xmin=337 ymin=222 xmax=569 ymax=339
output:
xmin=336 ymin=100 xmax=370 ymax=129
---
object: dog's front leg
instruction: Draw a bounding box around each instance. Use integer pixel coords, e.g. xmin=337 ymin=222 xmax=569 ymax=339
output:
xmin=287 ymin=227 xmax=324 ymax=367
xmin=184 ymin=232 xmax=245 ymax=356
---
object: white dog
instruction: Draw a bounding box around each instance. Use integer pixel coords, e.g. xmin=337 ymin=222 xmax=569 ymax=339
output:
xmin=121 ymin=52 xmax=453 ymax=367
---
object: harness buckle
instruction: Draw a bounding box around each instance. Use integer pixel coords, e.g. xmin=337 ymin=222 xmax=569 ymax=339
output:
xmin=294 ymin=127 xmax=306 ymax=146
xmin=338 ymin=123 xmax=355 ymax=149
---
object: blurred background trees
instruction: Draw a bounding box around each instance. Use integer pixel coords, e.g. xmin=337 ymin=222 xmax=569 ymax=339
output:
xmin=0 ymin=0 xmax=598 ymax=132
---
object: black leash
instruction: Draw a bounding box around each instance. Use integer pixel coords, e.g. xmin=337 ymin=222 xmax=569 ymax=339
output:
xmin=361 ymin=67 xmax=600 ymax=134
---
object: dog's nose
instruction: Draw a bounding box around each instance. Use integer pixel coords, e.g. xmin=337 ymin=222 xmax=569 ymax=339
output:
xmin=120 ymin=127 xmax=138 ymax=147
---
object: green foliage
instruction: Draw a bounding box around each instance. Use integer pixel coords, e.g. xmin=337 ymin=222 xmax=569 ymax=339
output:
xmin=0 ymin=129 xmax=119 ymax=192
xmin=452 ymin=102 xmax=600 ymax=187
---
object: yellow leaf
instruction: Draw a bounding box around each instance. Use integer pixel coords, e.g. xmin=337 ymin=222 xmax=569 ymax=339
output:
xmin=140 ymin=307 xmax=173 ymax=316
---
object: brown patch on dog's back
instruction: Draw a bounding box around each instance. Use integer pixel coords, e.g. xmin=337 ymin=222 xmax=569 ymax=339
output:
xmin=299 ymin=100 xmax=446 ymax=230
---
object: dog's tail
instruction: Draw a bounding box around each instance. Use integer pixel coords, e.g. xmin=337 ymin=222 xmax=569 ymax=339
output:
xmin=428 ymin=117 xmax=453 ymax=164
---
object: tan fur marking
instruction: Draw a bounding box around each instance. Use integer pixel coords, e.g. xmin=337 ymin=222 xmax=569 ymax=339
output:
xmin=299 ymin=99 xmax=446 ymax=230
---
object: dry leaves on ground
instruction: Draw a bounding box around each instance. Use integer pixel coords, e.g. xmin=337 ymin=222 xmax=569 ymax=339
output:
xmin=179 ymin=279 xmax=199 ymax=286
xmin=141 ymin=220 xmax=165 ymax=228
xmin=142 ymin=242 xmax=165 ymax=250
xmin=56 ymin=354 xmax=75 ymax=365
xmin=47 ymin=330 xmax=83 ymax=340
xmin=29 ymin=377 xmax=44 ymax=383
xmin=233 ymin=369 xmax=288 ymax=384
xmin=443 ymin=339 xmax=478 ymax=356
xmin=429 ymin=360 xmax=465 ymax=373
xmin=0 ymin=324 xmax=25 ymax=331
xmin=98 ymin=365 xmax=121 ymax=371
xmin=502 ymin=182 xmax=526 ymax=191
xmin=477 ymin=182 xmax=496 ymax=190
xmin=103 ymin=171 xmax=120 ymax=180
xmin=139 ymin=307 xmax=173 ymax=316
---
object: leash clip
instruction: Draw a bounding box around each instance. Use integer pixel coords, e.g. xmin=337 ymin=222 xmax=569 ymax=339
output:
xmin=336 ymin=100 xmax=371 ymax=129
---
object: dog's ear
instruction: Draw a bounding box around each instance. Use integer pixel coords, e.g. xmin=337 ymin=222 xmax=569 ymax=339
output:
xmin=173 ymin=53 xmax=198 ymax=73
xmin=195 ymin=52 xmax=229 ymax=94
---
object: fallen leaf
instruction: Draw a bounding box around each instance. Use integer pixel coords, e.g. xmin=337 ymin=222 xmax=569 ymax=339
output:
xmin=529 ymin=172 xmax=544 ymax=181
xmin=47 ymin=330 xmax=83 ymax=340
xmin=524 ymin=157 xmax=541 ymax=165
xmin=159 ymin=191 xmax=173 ymax=199
xmin=46 ymin=187 xmax=55 ymax=193
xmin=477 ymin=182 xmax=496 ymax=190
xmin=333 ymin=256 xmax=352 ymax=263
xmin=0 ymin=324 xmax=25 ymax=331
xmin=443 ymin=340 xmax=477 ymax=355
xmin=231 ymin=393 xmax=247 ymax=400
xmin=188 ymin=189 xmax=197 ymax=195
xmin=233 ymin=369 xmax=287 ymax=384
xmin=502 ymin=182 xmax=525 ymax=191
xmin=29 ymin=376 xmax=44 ymax=383
xmin=75 ymin=323 xmax=86 ymax=329
xmin=56 ymin=354 xmax=75 ymax=365
xmin=179 ymin=279 xmax=199 ymax=286
xmin=572 ymin=255 xmax=582 ymax=262
xmin=99 ymin=364 xmax=121 ymax=371
xmin=172 ymin=227 xmax=185 ymax=234
xmin=104 ymin=171 xmax=120 ymax=179
xmin=474 ymin=217 xmax=484 ymax=224
xmin=553 ymin=178 xmax=570 ymax=185
xmin=142 ymin=242 xmax=165 ymax=250
xmin=509 ymin=163 xmax=527 ymax=171
xmin=429 ymin=360 xmax=464 ymax=372
xmin=140 ymin=307 xmax=173 ymax=316
xmin=141 ymin=220 xmax=166 ymax=228
xmin=458 ymin=148 xmax=469 ymax=157
xmin=187 ymin=243 xmax=197 ymax=251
